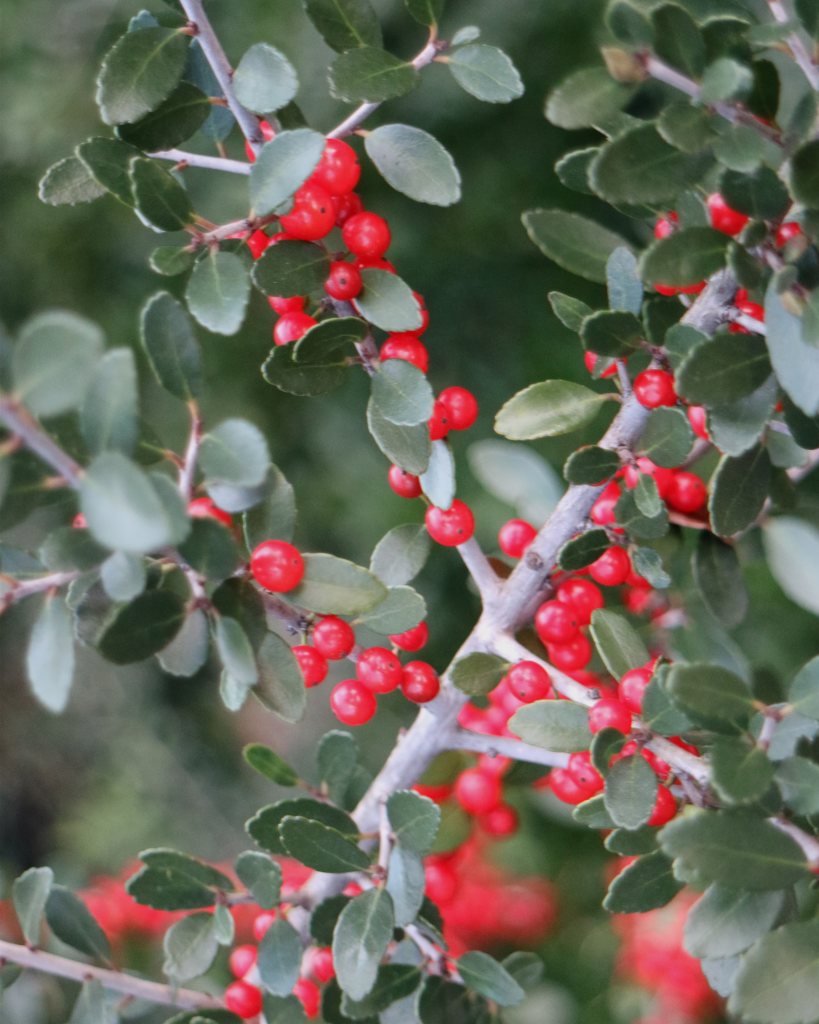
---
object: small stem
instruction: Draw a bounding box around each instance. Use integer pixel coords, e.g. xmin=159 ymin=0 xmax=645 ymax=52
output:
xmin=0 ymin=939 xmax=222 ymax=1012
xmin=768 ymin=1 xmax=819 ymax=89
xmin=490 ymin=633 xmax=597 ymax=707
xmin=731 ymin=311 xmax=766 ymax=334
xmin=0 ymin=570 xmax=82 ymax=616
xmin=771 ymin=817 xmax=819 ymax=866
xmin=178 ymin=401 xmax=202 ymax=502
xmin=404 ymin=923 xmax=446 ymax=970
xmin=450 ymin=727 xmax=569 ymax=769
xmin=377 ymin=801 xmax=392 ymax=872
xmin=0 ymin=396 xmax=83 ymax=489
xmin=149 ymin=149 xmax=251 ymax=175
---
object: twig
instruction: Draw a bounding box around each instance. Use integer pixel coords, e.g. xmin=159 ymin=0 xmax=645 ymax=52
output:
xmin=456 ymin=537 xmax=501 ymax=603
xmin=731 ymin=312 xmax=766 ymax=334
xmin=178 ymin=402 xmax=202 ymax=501
xmin=149 ymin=149 xmax=251 ymax=175
xmin=377 ymin=800 xmax=392 ymax=872
xmin=0 ymin=570 xmax=82 ymax=615
xmin=0 ymin=939 xmax=222 ymax=1012
xmin=450 ymin=727 xmax=569 ymax=769
xmin=177 ymin=0 xmax=264 ymax=148
xmin=768 ymin=1 xmax=819 ymax=89
xmin=0 ymin=397 xmax=83 ymax=488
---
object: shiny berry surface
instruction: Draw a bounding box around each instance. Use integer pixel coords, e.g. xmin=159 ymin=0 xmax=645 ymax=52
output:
xmin=633 ymin=369 xmax=677 ymax=409
xmin=400 ymin=660 xmax=440 ymax=703
xmin=250 ymin=540 xmax=304 ymax=592
xmin=312 ymin=616 xmax=355 ymax=660
xmin=428 ymin=399 xmax=450 ymax=441
xmin=589 ymin=545 xmax=631 ymax=587
xmin=707 ymin=192 xmax=749 ymax=236
xmin=535 ymin=600 xmax=579 ymax=645
xmin=387 ymin=464 xmax=422 ymax=498
xmin=273 ymin=311 xmax=317 ymax=346
xmin=330 ymin=679 xmax=377 ymax=725
xmin=439 ymin=386 xmax=478 ymax=431
xmin=279 ymin=182 xmax=335 ymax=240
xmin=556 ymin=577 xmax=604 ymax=625
xmin=547 ymin=633 xmax=593 ymax=672
xmin=311 ymin=138 xmax=361 ymax=195
xmin=666 ymin=471 xmax=708 ymax=514
xmin=389 ymin=621 xmax=428 ymax=651
xmin=498 ymin=518 xmax=537 ymax=558
xmin=380 ymin=333 xmax=429 ymax=372
xmin=292 ymin=644 xmax=328 ymax=687
xmin=588 ymin=697 xmax=632 ymax=734
xmin=225 ymin=980 xmax=263 ymax=1019
xmin=506 ymin=661 xmax=552 ymax=703
xmin=324 ymin=260 xmax=362 ymax=301
xmin=618 ymin=665 xmax=653 ymax=714
xmin=425 ymin=500 xmax=475 ymax=546
xmin=454 ymin=767 xmax=502 ymax=815
xmin=342 ymin=211 xmax=391 ymax=258
xmin=356 ymin=645 xmax=403 ymax=693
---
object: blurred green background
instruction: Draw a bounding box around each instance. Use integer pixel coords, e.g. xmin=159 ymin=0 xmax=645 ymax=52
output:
xmin=2 ymin=1 xmax=818 ymax=1021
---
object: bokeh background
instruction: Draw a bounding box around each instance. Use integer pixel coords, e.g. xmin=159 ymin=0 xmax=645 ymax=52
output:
xmin=2 ymin=1 xmax=818 ymax=1021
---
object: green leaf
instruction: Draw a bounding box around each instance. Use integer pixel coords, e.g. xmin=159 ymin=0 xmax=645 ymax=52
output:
xmin=652 ymin=4 xmax=705 ymax=77
xmin=545 ymin=66 xmax=633 ymax=130
xmin=355 ymin=269 xmax=423 ymax=332
xmin=247 ymin=798 xmax=357 ymax=855
xmin=100 ymin=551 xmax=146 ymax=602
xmin=558 ymin=528 xmax=610 ymax=572
xmin=150 ymin=245 xmax=196 ymax=277
xmin=387 ymin=791 xmax=440 ymax=854
xmin=548 ymin=291 xmax=592 ymax=332
xmin=709 ymin=445 xmax=772 ymax=537
xmin=658 ymin=100 xmax=718 ymax=153
xmin=365 ymin=124 xmax=460 ymax=206
xmin=605 ymin=826 xmax=657 ymax=856
xmin=369 ymin=524 xmax=431 ymax=587
xmin=589 ymin=608 xmax=650 ymax=680
xmin=96 ymin=27 xmax=189 ymax=125
xmin=304 ymin=0 xmax=382 ymax=52
xmin=235 ymin=851 xmax=282 ymax=910
xmin=581 ymin=310 xmax=644 ymax=357
xmin=178 ymin=518 xmax=241 ymax=583
xmin=255 ymin=633 xmax=307 ymax=724
xmin=677 ymin=336 xmax=771 ymax=406
xmin=564 ymin=446 xmax=620 ymax=485
xmin=116 ymin=81 xmax=210 ymax=151
xmin=796 ymin=0 xmax=819 ymax=38
xmin=573 ymin=793 xmax=616 ymax=829
xmin=509 ymin=700 xmax=592 ymax=753
xmin=140 ymin=291 xmax=203 ymax=401
xmin=787 ymin=656 xmax=819 ymax=721
xmin=294 ymin=317 xmax=368 ymax=364
xmin=729 ymin=919 xmax=819 ymax=1024
xmin=158 ymin=608 xmax=209 ymax=678
xmin=98 ymin=590 xmax=186 ymax=664
xmin=81 ymin=348 xmax=138 ymax=457
xmin=317 ymin=730 xmax=359 ymax=806
xmin=634 ymin=475 xmax=661 ymax=519
xmin=199 ymin=419 xmax=270 ymax=489
xmin=659 ymin=810 xmax=809 ymax=890
xmin=329 ymin=48 xmax=419 ymax=104
xmin=126 ymin=854 xmax=225 ymax=911
xmin=766 ymin=279 xmax=819 ymax=416
xmin=13 ymin=310 xmax=104 ymax=417
xmin=262 ymin=342 xmax=347 ymax=397
xmin=555 ymin=146 xmax=597 ymax=196
xmin=250 ymin=129 xmax=325 ymax=217
xmin=291 ymin=553 xmax=386 ymax=616
xmin=26 ymin=595 xmax=75 ymax=714
xmin=371 ymin=359 xmax=434 ymax=427
xmin=457 ymin=951 xmax=524 ymax=1007
xmin=355 ymin=585 xmax=425 ymax=635
xmin=719 ymin=165 xmax=790 ymax=221
xmin=366 ymin=398 xmax=431 ymax=475
xmin=700 ymin=56 xmax=754 ymax=104
xmin=185 ymin=251 xmax=250 ymax=336
xmin=637 ymin=407 xmax=694 ymax=468
xmin=420 ymin=439 xmax=455 ymax=510
xmin=252 ymin=240 xmax=330 ymax=298
xmin=342 ymin=964 xmax=422 ymax=1018
xmin=243 ymin=743 xmax=299 ymax=786
xmin=775 ymin=756 xmax=819 ymax=814
xmin=615 ymin=485 xmax=669 ymax=540
xmin=130 ymin=157 xmax=193 ymax=231
xmin=591 ymin=123 xmax=712 ymax=205
xmin=790 ymin=139 xmax=819 ymax=209
xmin=607 ymin=246 xmax=643 ymax=315
xmin=163 ymin=911 xmax=218 ymax=981
xmin=640 ymin=227 xmax=728 ymax=287
xmin=45 ymin=885 xmax=111 ymax=962
xmin=711 ymin=736 xmax=775 ymax=805
xmin=405 ymin=0 xmax=444 ymax=26
xmin=66 ymin=980 xmax=110 ymax=1024
xmin=451 ymin=653 xmax=508 ymax=697
xmin=448 ymin=45 xmax=523 ymax=104
xmin=709 ymin=377 xmax=778 ymax=457
xmin=764 ymin=519 xmax=819 ymax=618
xmin=522 ymin=209 xmax=632 ymax=284
xmin=604 ymin=754 xmax=657 ymax=829
xmin=38 ymin=156 xmax=106 ymax=206
xmin=495 ymin=380 xmax=611 ymax=440
xmin=214 ymin=616 xmax=257 ymax=686
xmin=333 ymin=888 xmax=395 ymax=1001
xmin=666 ymin=662 xmax=754 ymax=733
xmin=13 ymin=866 xmax=53 ymax=946
xmin=692 ymin=532 xmax=748 ymax=629
xmin=242 ymin=465 xmax=297 ymax=549
xmin=385 ymin=845 xmax=425 ymax=927
xmin=38 ymin=529 xmax=105 ymax=574
xmin=603 ymin=851 xmax=683 ymax=913
xmin=257 ymin=917 xmax=303 ymax=996
xmin=684 ymin=884 xmax=785 ymax=959
xmin=233 ymin=44 xmax=298 ymax=114
xmin=468 ymin=438 xmax=563 ymax=522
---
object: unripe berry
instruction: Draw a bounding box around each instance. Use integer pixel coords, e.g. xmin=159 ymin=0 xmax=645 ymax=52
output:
xmin=454 ymin=767 xmax=502 ymax=815
xmin=380 ymin=334 xmax=429 ymax=373
xmin=707 ymin=193 xmax=749 ymax=236
xmin=342 ymin=212 xmax=391 ymax=258
xmin=498 ymin=518 xmax=537 ymax=558
xmin=292 ymin=644 xmax=328 ymax=688
xmin=312 ymin=616 xmax=355 ymax=660
xmin=279 ymin=182 xmax=335 ymax=241
xmin=666 ymin=471 xmax=708 ymax=514
xmin=589 ymin=697 xmax=632 ymax=734
xmin=356 ymin=646 xmax=403 ymax=693
xmin=250 ymin=540 xmax=304 ymax=592
xmin=225 ymin=980 xmax=263 ymax=1019
xmin=506 ymin=661 xmax=552 ymax=703
xmin=589 ymin=545 xmax=631 ymax=587
xmin=438 ymin=386 xmax=478 ymax=431
xmin=330 ymin=679 xmax=377 ymax=726
xmin=555 ymin=577 xmax=604 ymax=625
xmin=425 ymin=500 xmax=475 ymax=547
xmin=534 ymin=600 xmax=580 ymax=645
xmin=387 ymin=464 xmax=422 ymax=498
xmin=324 ymin=261 xmax=362 ymax=301
xmin=400 ymin=660 xmax=440 ymax=703
xmin=188 ymin=496 xmax=233 ymax=528
xmin=633 ymin=369 xmax=677 ymax=409
xmin=273 ymin=311 xmax=317 ymax=346
xmin=389 ymin=621 xmax=428 ymax=652
xmin=311 ymin=138 xmax=361 ymax=195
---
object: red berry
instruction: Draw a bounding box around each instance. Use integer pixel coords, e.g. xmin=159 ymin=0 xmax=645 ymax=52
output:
xmin=273 ymin=311 xmax=317 ymax=346
xmin=567 ymin=751 xmax=603 ymax=793
xmin=250 ymin=540 xmax=304 ymax=592
xmin=647 ymin=785 xmax=677 ymax=826
xmin=480 ymin=803 xmax=519 ymax=837
xmin=425 ymin=859 xmax=458 ymax=905
xmin=619 ymin=666 xmax=653 ymax=714
xmin=312 ymin=616 xmax=355 ymax=660
xmin=356 ymin=646 xmax=403 ymax=694
xmin=412 ymin=292 xmax=430 ymax=335
xmin=389 ymin=621 xmax=428 ymax=651
xmin=548 ymin=767 xmax=596 ymax=805
xmin=425 ymin=500 xmax=475 ymax=547
xmin=279 ymin=182 xmax=335 ymax=241
xmin=293 ymin=644 xmax=329 ymax=688
xmin=342 ymin=212 xmax=391 ymax=259
xmin=534 ymin=600 xmax=580 ymax=645
xmin=306 ymin=947 xmax=335 ymax=984
xmin=666 ymin=471 xmax=708 ymax=514
xmin=555 ymin=577 xmax=604 ymax=625
xmin=293 ymin=978 xmax=321 ymax=1019
xmin=591 ymin=481 xmax=621 ymax=526
xmin=687 ymin=405 xmax=709 ymax=441
xmin=72 ymin=512 xmax=87 ymax=529
xmin=588 ymin=697 xmax=632 ymax=735
xmin=589 ymin=545 xmax=631 ymax=587
xmin=332 ymin=191 xmax=363 ymax=227
xmin=506 ymin=660 xmax=552 ymax=703
xmin=547 ymin=634 xmax=593 ymax=672
xmin=428 ymin=399 xmax=450 ymax=441
xmin=707 ymin=193 xmax=749 ymax=236
xmin=228 ymin=944 xmax=257 ymax=979
xmin=268 ymin=295 xmax=305 ymax=315
xmin=246 ymin=229 xmax=271 ymax=260
xmin=776 ymin=221 xmax=802 ymax=247
xmin=244 ymin=120 xmax=276 ymax=162
xmin=633 ymin=369 xmax=677 ymax=409
xmin=311 ymin=138 xmax=361 ymax=196
xmin=330 ymin=679 xmax=377 ymax=726
xmin=454 ymin=767 xmax=502 ymax=815
xmin=654 ymin=211 xmax=678 ymax=239
xmin=584 ymin=351 xmax=618 ymax=379
xmin=225 ymin=980 xmax=263 ymax=1019
xmin=400 ymin=660 xmax=440 ymax=703
xmin=439 ymin=386 xmax=478 ymax=431
xmin=324 ymin=261 xmax=362 ymax=301
xmin=188 ymin=497 xmax=233 ymax=528
xmin=253 ymin=911 xmax=276 ymax=941
xmin=498 ymin=518 xmax=537 ymax=559
xmin=387 ymin=465 xmax=422 ymax=499
xmin=356 ymin=255 xmax=396 ymax=273
xmin=380 ymin=334 xmax=429 ymax=373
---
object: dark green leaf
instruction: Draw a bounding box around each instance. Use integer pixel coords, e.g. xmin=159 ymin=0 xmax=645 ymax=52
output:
xmin=294 ymin=317 xmax=368 ymax=364
xmin=342 ymin=964 xmax=421 ymax=1018
xmin=604 ymin=826 xmax=657 ymax=856
xmin=255 ymin=633 xmax=307 ymax=724
xmin=252 ymin=240 xmax=330 ymax=298
xmin=387 ymin=791 xmax=440 ymax=854
xmin=509 ymin=700 xmax=592 ymax=753
xmin=140 ymin=291 xmax=203 ymax=400
xmin=790 ymin=139 xmax=819 ymax=209
xmin=457 ymin=951 xmax=524 ymax=1007
xmin=162 ymin=912 xmax=218 ymax=981
xmin=729 ymin=919 xmax=819 ymax=1023
xmin=564 ymin=446 xmax=620 ymax=485
xmin=604 ymin=754 xmax=657 ymax=829
xmin=637 ymin=407 xmax=694 ymax=468
xmin=130 ymin=157 xmax=193 ymax=231
xmin=365 ymin=125 xmax=460 ymax=206
xmin=235 ymin=851 xmax=281 ymax=911
xmin=329 ymin=48 xmax=419 ymax=104
xmin=615 ymin=485 xmax=669 ymax=540
xmin=590 ymin=608 xmax=650 ymax=680
xmin=719 ymin=165 xmax=791 ymax=221
xmin=75 ymin=136 xmax=142 ymax=208
xmin=304 ymin=0 xmax=382 ymax=52
xmin=117 ymin=81 xmax=210 ymax=150
xmin=333 ymin=888 xmax=395 ymax=1001
xmin=247 ymin=798 xmax=357 ymax=855
xmin=692 ymin=532 xmax=748 ymax=628
xmin=555 ymin=147 xmax=597 ymax=195
xmin=150 ymin=245 xmax=196 ymax=276
xmin=262 ymin=342 xmax=347 ymax=397
xmin=311 ymin=896 xmax=351 ymax=946
xmin=603 ymin=851 xmax=683 ymax=913
xmin=545 ymin=66 xmax=633 ymax=130
xmin=558 ymin=528 xmax=610 ymax=571
xmin=448 ymin=45 xmax=523 ymax=104
xmin=652 ymin=4 xmax=705 ymax=76
xmin=581 ymin=309 xmax=643 ymax=357
xmin=632 ymin=547 xmax=670 ymax=588
xmin=233 ymin=44 xmax=298 ymax=115
xmin=522 ymin=209 xmax=632 ymax=284
xmin=711 ymin=736 xmax=775 ymax=804
xmin=98 ymin=590 xmax=186 ymax=664
xmin=366 ymin=397 xmax=431 ymax=475
xmin=405 ymin=0 xmax=444 ymax=26
xmin=677 ymin=335 xmax=772 ymax=406
xmin=450 ymin=653 xmax=508 ymax=697
xmin=548 ymin=291 xmax=592 ymax=331
xmin=640 ymin=227 xmax=728 ymax=287
xmin=13 ymin=866 xmax=53 ymax=946
xmin=355 ymin=584 xmax=425 ymax=635
xmin=667 ymin=662 xmax=754 ymax=733
xmin=371 ymin=359 xmax=434 ymax=427
xmin=318 ymin=731 xmax=359 ymax=806
xmin=355 ymin=269 xmax=423 ymax=332
xmin=178 ymin=518 xmax=241 ymax=583
xmin=46 ymin=886 xmax=111 ymax=961
xmin=96 ymin=27 xmax=189 ymax=125
xmin=186 ymin=251 xmax=250 ymax=336
xmin=709 ymin=445 xmax=772 ymax=537
xmin=684 ymin=884 xmax=785 ymax=959
xmin=249 ymin=129 xmax=325 ymax=217
xmin=708 ymin=377 xmax=777 ymax=457
xmin=573 ymin=794 xmax=616 ymax=828
xmin=495 ymin=380 xmax=611 ymax=440
xmin=242 ymin=465 xmax=297 ymax=549
xmin=200 ymin=419 xmax=270 ymax=489
xmin=291 ymin=553 xmax=386 ymax=616
xmin=38 ymin=156 xmax=106 ymax=206
xmin=244 ymin=743 xmax=299 ymax=786
xmin=385 ymin=845 xmax=425 ymax=927
xmin=257 ymin=917 xmax=302 ymax=996
xmin=700 ymin=57 xmax=754 ymax=104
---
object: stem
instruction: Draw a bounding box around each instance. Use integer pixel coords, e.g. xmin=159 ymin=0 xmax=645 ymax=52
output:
xmin=0 ymin=397 xmax=83 ymax=488
xmin=450 ymin=728 xmax=569 ymax=769
xmin=0 ymin=570 xmax=82 ymax=615
xmin=178 ymin=402 xmax=202 ymax=501
xmin=0 ymin=939 xmax=222 ymax=1012
xmin=177 ymin=0 xmax=264 ymax=148
xmin=456 ymin=537 xmax=500 ymax=603
xmin=149 ymin=149 xmax=251 ymax=175
xmin=771 ymin=818 xmax=819 ymax=865
xmin=768 ymin=1 xmax=819 ymax=89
